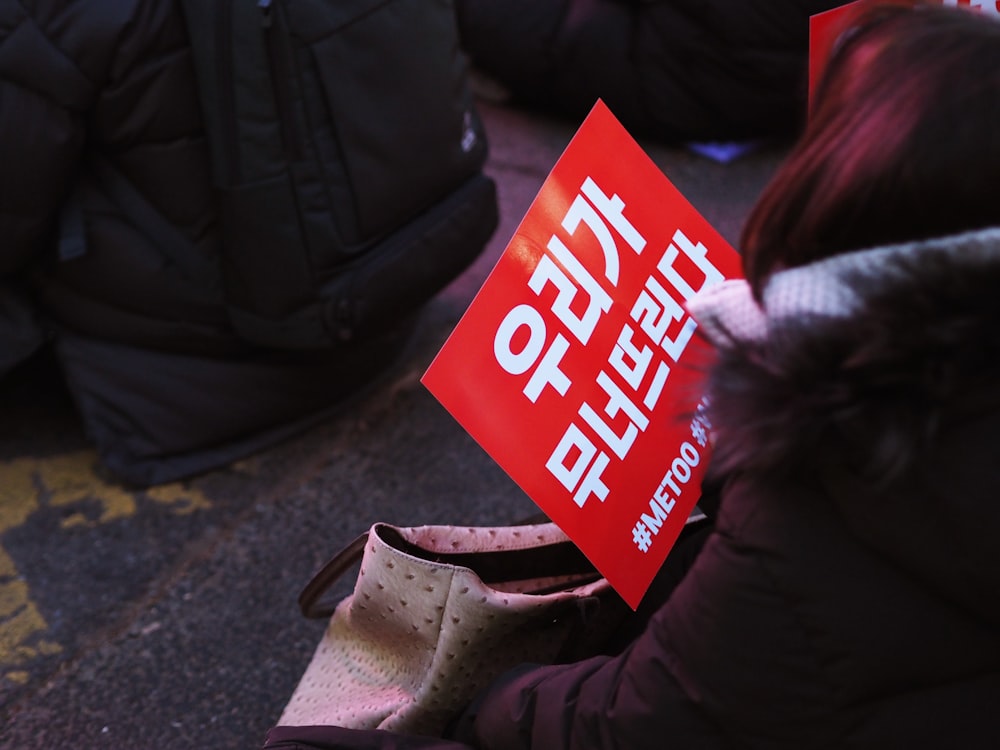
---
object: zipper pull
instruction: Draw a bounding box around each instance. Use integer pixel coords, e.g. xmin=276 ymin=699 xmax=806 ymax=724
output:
xmin=259 ymin=0 xmax=273 ymax=28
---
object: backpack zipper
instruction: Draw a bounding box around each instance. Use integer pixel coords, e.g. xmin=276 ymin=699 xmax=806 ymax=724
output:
xmin=259 ymin=0 xmax=304 ymax=162
xmin=218 ymin=0 xmax=242 ymax=184
xmin=259 ymin=0 xmax=273 ymax=27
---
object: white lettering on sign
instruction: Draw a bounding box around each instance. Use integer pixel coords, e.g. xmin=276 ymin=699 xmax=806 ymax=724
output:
xmin=631 ymin=402 xmax=712 ymax=553
xmin=494 ymin=304 xmax=572 ymax=403
xmin=633 ymin=228 xmax=726 ymax=362
xmin=523 ymin=335 xmax=572 ymax=403
xmin=494 ymin=175 xmax=644 ymax=408
xmin=540 ymin=224 xmax=725 ymax=510
xmin=562 ymin=177 xmax=647 ymax=286
xmin=658 ymin=229 xmax=726 ymax=301
xmin=608 ymin=325 xmax=672 ymax=411
xmin=493 ymin=175 xmax=726 ymax=514
xmin=631 ymin=275 xmax=696 ymax=361
xmin=578 ymin=370 xmax=650 ymax=460
xmin=546 ymin=424 xmax=611 ymax=508
xmin=530 ymin=237 xmax=612 ymax=345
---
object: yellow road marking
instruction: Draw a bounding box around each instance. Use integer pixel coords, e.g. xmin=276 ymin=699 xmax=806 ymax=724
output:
xmin=0 ymin=547 xmax=61 ymax=680
xmin=0 ymin=451 xmax=212 ymax=681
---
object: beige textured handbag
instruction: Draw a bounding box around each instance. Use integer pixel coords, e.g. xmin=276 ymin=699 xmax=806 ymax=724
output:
xmin=275 ymin=521 xmax=626 ymax=737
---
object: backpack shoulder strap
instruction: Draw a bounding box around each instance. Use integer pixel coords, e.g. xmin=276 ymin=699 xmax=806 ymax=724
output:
xmin=89 ymin=156 xmax=220 ymax=287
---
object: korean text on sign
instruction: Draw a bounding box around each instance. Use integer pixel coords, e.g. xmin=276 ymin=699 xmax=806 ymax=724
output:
xmin=422 ymin=101 xmax=742 ymax=608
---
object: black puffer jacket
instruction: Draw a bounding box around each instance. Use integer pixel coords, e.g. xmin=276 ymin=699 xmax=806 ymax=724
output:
xmin=456 ymin=0 xmax=845 ymax=142
xmin=0 ymin=0 xmax=492 ymax=485
xmin=0 ymin=0 xmax=225 ymax=349
xmin=0 ymin=0 xmax=371 ymax=485
xmin=265 ymin=228 xmax=1000 ymax=749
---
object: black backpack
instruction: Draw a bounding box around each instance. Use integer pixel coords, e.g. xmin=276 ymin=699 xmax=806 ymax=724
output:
xmin=174 ymin=0 xmax=498 ymax=349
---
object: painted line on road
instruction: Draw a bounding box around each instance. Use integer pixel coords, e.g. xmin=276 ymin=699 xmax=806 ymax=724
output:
xmin=0 ymin=451 xmax=212 ymax=685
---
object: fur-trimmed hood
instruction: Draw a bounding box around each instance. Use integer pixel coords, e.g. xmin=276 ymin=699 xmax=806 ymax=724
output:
xmin=687 ymin=227 xmax=1000 ymax=625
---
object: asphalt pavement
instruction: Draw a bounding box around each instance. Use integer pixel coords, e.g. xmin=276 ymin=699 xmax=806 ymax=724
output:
xmin=0 ymin=98 xmax=788 ymax=749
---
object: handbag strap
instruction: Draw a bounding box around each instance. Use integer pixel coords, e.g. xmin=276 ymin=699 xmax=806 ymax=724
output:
xmin=298 ymin=532 xmax=369 ymax=619
xmin=298 ymin=524 xmax=602 ymax=619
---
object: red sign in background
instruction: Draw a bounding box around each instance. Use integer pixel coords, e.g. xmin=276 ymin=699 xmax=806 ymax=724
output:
xmin=809 ymin=1 xmax=999 ymax=108
xmin=808 ymin=1 xmax=865 ymax=109
xmin=422 ymin=101 xmax=742 ymax=608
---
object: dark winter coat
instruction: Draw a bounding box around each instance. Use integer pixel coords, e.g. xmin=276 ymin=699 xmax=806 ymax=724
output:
xmin=0 ymin=0 xmax=373 ymax=485
xmin=264 ymin=227 xmax=1000 ymax=749
xmin=0 ymin=0 xmax=491 ymax=486
xmin=0 ymin=0 xmax=223 ymax=350
xmin=456 ymin=0 xmax=846 ymax=142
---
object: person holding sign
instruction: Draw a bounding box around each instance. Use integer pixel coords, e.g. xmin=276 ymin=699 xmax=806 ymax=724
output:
xmin=263 ymin=4 xmax=1000 ymax=749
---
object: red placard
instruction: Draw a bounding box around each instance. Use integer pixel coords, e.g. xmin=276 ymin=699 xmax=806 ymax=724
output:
xmin=422 ymin=101 xmax=742 ymax=609
xmin=808 ymin=1 xmax=865 ymax=110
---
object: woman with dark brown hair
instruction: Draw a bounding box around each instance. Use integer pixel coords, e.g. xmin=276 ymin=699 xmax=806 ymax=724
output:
xmin=740 ymin=0 xmax=1000 ymax=293
xmin=264 ymin=4 xmax=1000 ymax=748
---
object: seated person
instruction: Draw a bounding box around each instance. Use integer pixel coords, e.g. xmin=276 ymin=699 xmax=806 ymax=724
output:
xmin=265 ymin=3 xmax=1000 ymax=748
xmin=456 ymin=0 xmax=847 ymax=143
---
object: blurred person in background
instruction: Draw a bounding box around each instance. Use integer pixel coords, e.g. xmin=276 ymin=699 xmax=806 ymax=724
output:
xmin=455 ymin=0 xmax=847 ymax=143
